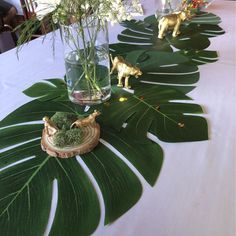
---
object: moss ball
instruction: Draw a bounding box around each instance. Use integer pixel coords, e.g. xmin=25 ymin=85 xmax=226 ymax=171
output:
xmin=51 ymin=112 xmax=77 ymax=130
xmin=53 ymin=129 xmax=83 ymax=148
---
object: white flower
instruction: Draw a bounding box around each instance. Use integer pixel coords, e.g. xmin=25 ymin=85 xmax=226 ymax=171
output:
xmin=34 ymin=0 xmax=61 ymax=20
xmin=81 ymin=2 xmax=91 ymax=11
xmin=34 ymin=0 xmax=143 ymax=24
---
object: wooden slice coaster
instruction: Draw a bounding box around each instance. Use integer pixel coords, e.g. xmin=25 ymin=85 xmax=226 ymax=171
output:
xmin=41 ymin=122 xmax=100 ymax=158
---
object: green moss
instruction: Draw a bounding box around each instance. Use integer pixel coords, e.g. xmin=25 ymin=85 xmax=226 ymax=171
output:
xmin=49 ymin=112 xmax=84 ymax=148
xmin=51 ymin=112 xmax=77 ymax=130
xmin=53 ymin=129 xmax=83 ymax=148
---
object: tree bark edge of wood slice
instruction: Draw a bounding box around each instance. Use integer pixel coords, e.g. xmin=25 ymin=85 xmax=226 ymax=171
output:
xmin=41 ymin=123 xmax=100 ymax=158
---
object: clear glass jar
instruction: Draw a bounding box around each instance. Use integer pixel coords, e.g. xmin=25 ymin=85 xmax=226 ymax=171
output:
xmin=60 ymin=18 xmax=111 ymax=106
xmin=155 ymin=0 xmax=182 ymax=20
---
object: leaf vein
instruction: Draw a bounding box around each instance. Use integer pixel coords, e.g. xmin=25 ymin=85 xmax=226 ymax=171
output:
xmin=0 ymin=156 xmax=50 ymax=218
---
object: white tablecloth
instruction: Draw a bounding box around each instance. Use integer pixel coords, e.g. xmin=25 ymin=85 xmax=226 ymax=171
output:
xmin=0 ymin=0 xmax=235 ymax=235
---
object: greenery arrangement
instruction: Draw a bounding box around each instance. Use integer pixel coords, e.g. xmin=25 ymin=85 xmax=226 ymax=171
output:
xmin=50 ymin=112 xmax=83 ymax=148
xmin=18 ymin=0 xmax=143 ymax=44
xmin=17 ymin=0 xmax=143 ymax=104
xmin=51 ymin=112 xmax=77 ymax=130
xmin=0 ymin=9 xmax=224 ymax=236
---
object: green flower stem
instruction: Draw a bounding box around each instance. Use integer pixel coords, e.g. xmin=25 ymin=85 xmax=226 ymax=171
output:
xmin=64 ymin=16 xmax=106 ymax=101
xmin=167 ymin=0 xmax=173 ymax=11
xmin=71 ymin=71 xmax=85 ymax=94
xmin=79 ymin=19 xmax=101 ymax=99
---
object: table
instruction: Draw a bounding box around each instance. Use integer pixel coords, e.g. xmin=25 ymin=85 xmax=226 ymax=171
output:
xmin=0 ymin=0 xmax=235 ymax=235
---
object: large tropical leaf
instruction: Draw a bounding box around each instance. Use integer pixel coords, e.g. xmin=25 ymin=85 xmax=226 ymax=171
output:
xmin=23 ymin=79 xmax=68 ymax=101
xmin=188 ymin=12 xmax=222 ymax=25
xmin=0 ymin=130 xmax=100 ymax=236
xmin=100 ymin=84 xmax=207 ymax=142
xmin=110 ymin=11 xmax=224 ymax=63
xmin=0 ymin=98 xmax=163 ymax=235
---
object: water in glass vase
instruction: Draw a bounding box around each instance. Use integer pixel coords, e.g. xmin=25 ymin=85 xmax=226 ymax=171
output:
xmin=65 ymin=50 xmax=111 ymax=106
xmin=155 ymin=0 xmax=182 ymax=20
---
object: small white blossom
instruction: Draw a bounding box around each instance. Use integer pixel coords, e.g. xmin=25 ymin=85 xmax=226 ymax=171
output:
xmin=34 ymin=0 xmax=142 ymax=24
xmin=34 ymin=0 xmax=61 ymax=20
xmin=81 ymin=2 xmax=91 ymax=11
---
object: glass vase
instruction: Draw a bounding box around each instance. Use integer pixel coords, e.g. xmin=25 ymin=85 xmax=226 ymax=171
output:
xmin=60 ymin=18 xmax=111 ymax=106
xmin=155 ymin=0 xmax=182 ymax=20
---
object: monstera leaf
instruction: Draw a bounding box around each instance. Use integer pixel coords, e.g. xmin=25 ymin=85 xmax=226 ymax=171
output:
xmin=188 ymin=12 xmax=222 ymax=25
xmin=110 ymin=12 xmax=224 ymax=64
xmin=100 ymin=84 xmax=207 ymax=142
xmin=0 ymin=11 xmax=223 ymax=236
xmin=23 ymin=78 xmax=69 ymax=101
xmin=0 ymin=98 xmax=163 ymax=235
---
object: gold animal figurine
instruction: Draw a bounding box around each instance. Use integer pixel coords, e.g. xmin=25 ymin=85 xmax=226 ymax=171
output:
xmin=110 ymin=55 xmax=142 ymax=89
xmin=43 ymin=116 xmax=59 ymax=136
xmin=158 ymin=11 xmax=189 ymax=39
xmin=70 ymin=110 xmax=101 ymax=128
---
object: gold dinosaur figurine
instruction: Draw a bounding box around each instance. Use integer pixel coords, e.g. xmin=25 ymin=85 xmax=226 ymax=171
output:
xmin=70 ymin=110 xmax=101 ymax=128
xmin=110 ymin=54 xmax=142 ymax=89
xmin=158 ymin=11 xmax=189 ymax=39
xmin=43 ymin=116 xmax=59 ymax=136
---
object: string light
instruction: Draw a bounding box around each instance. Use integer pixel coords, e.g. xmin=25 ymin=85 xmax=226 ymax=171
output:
xmin=119 ymin=97 xmax=128 ymax=102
